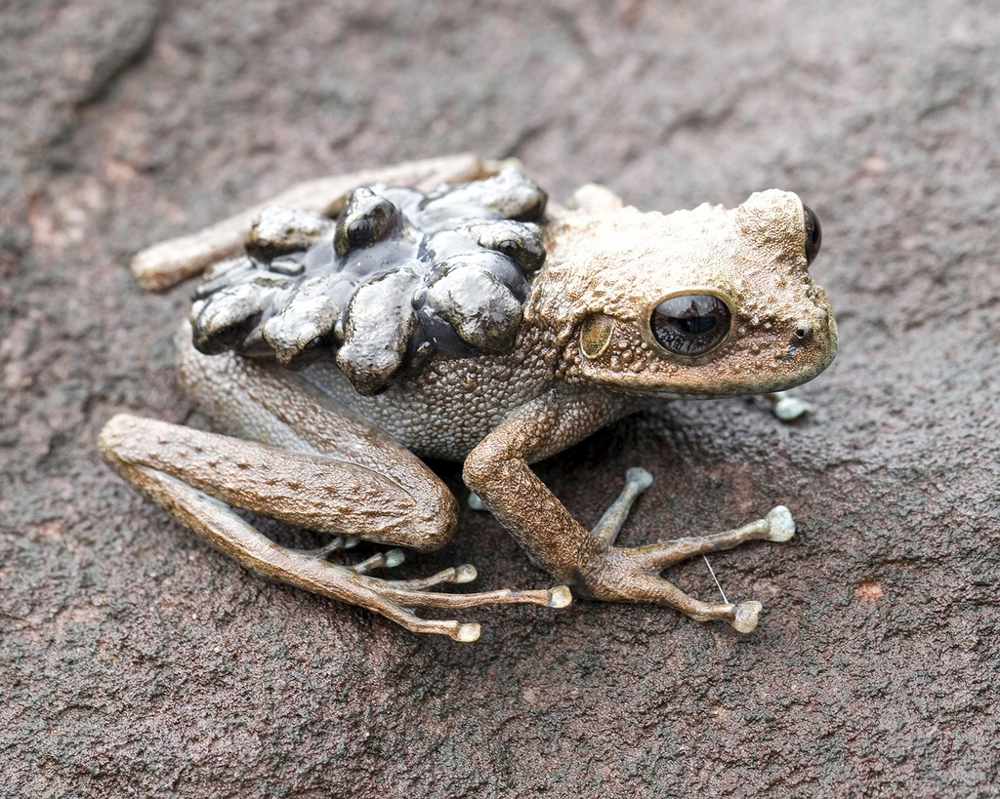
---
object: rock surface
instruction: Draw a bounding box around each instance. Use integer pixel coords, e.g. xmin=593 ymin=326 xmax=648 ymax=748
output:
xmin=2 ymin=1 xmax=998 ymax=796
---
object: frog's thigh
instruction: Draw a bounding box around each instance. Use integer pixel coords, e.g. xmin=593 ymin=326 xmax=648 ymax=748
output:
xmin=170 ymin=336 xmax=458 ymax=550
xmin=101 ymin=413 xmax=457 ymax=551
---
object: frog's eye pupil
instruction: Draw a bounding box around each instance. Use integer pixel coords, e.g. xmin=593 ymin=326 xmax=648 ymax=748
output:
xmin=650 ymin=294 xmax=731 ymax=357
xmin=673 ymin=315 xmax=718 ymax=336
xmin=211 ymin=322 xmax=243 ymax=347
xmin=347 ymin=218 xmax=373 ymax=247
xmin=802 ymin=204 xmax=821 ymax=265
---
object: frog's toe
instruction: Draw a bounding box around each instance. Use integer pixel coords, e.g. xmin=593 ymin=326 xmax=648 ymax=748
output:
xmin=731 ymin=601 xmax=763 ymax=633
xmin=766 ymin=391 xmax=813 ymax=421
xmin=350 ymin=548 xmax=406 ymax=574
xmin=548 ymin=585 xmax=573 ymax=608
xmin=765 ymin=506 xmax=796 ymax=542
xmin=455 ymin=623 xmax=482 ymax=643
xmin=298 ymin=535 xmax=359 ymax=559
xmin=591 ymin=466 xmax=656 ymax=544
xmin=578 ymin=558 xmax=766 ymax=634
xmin=368 ymin=611 xmax=482 ymax=642
xmin=624 ymin=467 xmax=654 ymax=491
xmin=389 ymin=563 xmax=476 ymax=590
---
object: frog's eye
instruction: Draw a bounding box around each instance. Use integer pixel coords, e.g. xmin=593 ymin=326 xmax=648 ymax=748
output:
xmin=346 ymin=218 xmax=374 ymax=248
xmin=803 ymin=204 xmax=821 ymax=265
xmin=650 ymin=294 xmax=731 ymax=357
xmin=334 ymin=190 xmax=400 ymax=256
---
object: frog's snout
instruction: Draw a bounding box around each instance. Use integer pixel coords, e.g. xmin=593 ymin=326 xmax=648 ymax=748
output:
xmin=790 ymin=320 xmax=814 ymax=346
xmin=779 ymin=307 xmax=837 ymax=373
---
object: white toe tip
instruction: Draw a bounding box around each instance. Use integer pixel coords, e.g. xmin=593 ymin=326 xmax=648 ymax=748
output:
xmin=774 ymin=396 xmax=812 ymax=421
xmin=455 ymin=623 xmax=481 ymax=643
xmin=548 ymin=585 xmax=573 ymax=608
xmin=625 ymin=467 xmax=654 ymax=490
xmin=766 ymin=506 xmax=796 ymax=542
xmin=732 ymin=601 xmax=763 ymax=633
xmin=454 ymin=564 xmax=477 ymax=583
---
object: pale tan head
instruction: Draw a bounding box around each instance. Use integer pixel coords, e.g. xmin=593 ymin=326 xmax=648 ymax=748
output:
xmin=538 ymin=189 xmax=838 ymax=398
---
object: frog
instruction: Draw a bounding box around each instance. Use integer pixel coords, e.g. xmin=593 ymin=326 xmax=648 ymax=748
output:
xmin=99 ymin=153 xmax=837 ymax=642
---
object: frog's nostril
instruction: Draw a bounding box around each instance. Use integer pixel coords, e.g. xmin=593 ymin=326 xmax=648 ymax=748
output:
xmin=792 ymin=321 xmax=813 ymax=344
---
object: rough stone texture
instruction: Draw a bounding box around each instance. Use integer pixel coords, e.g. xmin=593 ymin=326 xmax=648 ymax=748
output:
xmin=2 ymin=1 xmax=998 ymax=796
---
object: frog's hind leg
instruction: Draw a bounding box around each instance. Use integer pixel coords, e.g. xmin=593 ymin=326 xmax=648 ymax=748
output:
xmin=99 ymin=411 xmax=570 ymax=642
xmin=628 ymin=505 xmax=795 ymax=570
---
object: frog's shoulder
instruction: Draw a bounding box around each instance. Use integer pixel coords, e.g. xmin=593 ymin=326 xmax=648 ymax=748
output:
xmin=188 ymin=169 xmax=549 ymax=396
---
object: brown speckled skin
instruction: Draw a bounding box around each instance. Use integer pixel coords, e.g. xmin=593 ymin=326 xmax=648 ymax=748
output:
xmin=100 ymin=180 xmax=836 ymax=640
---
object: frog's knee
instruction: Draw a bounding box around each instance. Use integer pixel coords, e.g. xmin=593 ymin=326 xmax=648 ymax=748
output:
xmin=98 ymin=413 xmax=145 ymax=467
xmin=98 ymin=414 xmax=125 ymax=459
xmin=408 ymin=481 xmax=460 ymax=552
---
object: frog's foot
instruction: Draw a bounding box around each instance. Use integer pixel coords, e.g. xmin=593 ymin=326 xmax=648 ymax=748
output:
xmin=765 ymin=391 xmax=812 ymax=421
xmin=203 ymin=490 xmax=571 ymax=640
xmin=132 ymin=466 xmax=570 ymax=642
xmin=581 ymin=497 xmax=795 ymax=634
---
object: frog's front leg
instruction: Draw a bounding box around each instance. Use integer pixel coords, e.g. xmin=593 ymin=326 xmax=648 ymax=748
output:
xmin=463 ymin=390 xmax=795 ymax=634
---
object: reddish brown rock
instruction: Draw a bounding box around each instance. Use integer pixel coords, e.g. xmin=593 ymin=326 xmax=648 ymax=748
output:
xmin=2 ymin=2 xmax=997 ymax=796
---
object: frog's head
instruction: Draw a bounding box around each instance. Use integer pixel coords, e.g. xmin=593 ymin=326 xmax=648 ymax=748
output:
xmin=541 ymin=189 xmax=837 ymax=398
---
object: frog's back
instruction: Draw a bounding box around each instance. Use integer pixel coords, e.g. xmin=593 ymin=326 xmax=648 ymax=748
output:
xmin=186 ymin=170 xmax=550 ymax=396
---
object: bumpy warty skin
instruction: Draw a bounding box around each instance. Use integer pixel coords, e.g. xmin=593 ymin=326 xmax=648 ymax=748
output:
xmin=540 ymin=191 xmax=836 ymax=398
xmin=187 ymin=169 xmax=549 ymax=396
